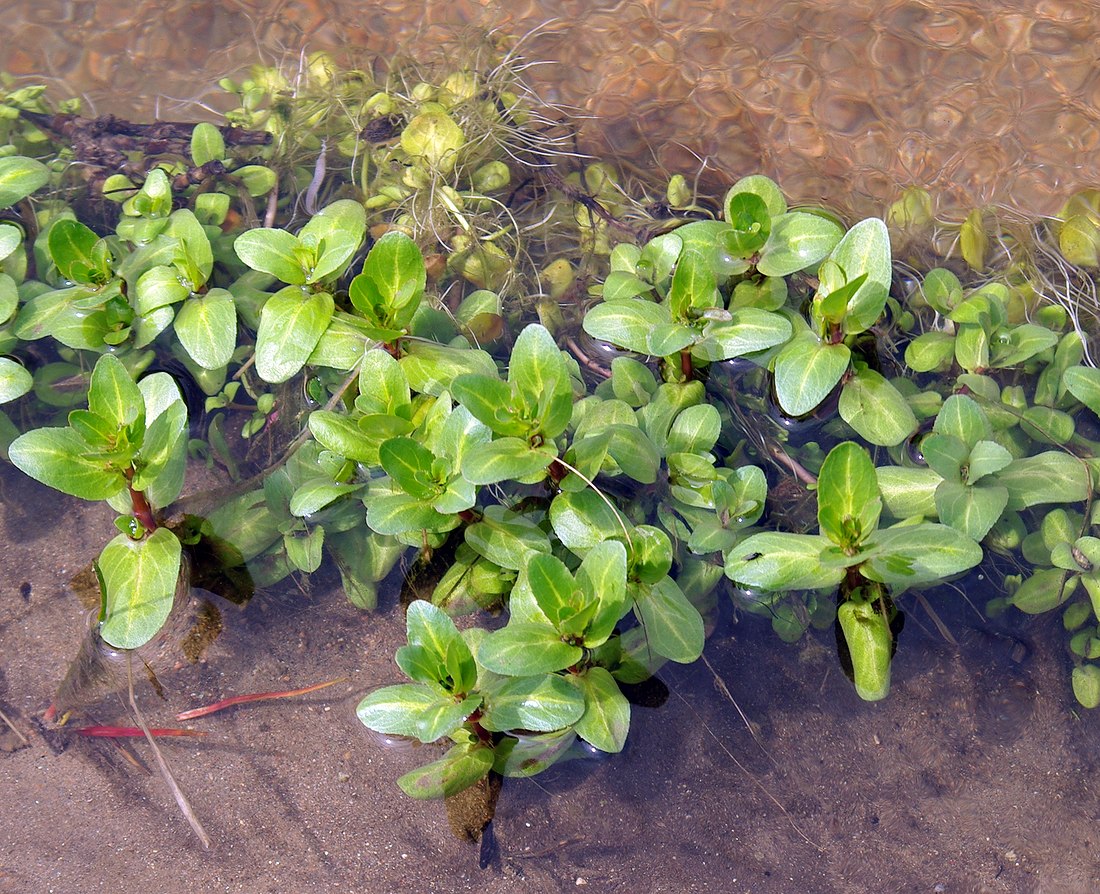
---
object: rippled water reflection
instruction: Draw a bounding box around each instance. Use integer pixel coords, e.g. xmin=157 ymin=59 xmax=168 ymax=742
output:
xmin=3 ymin=1 xmax=1100 ymax=218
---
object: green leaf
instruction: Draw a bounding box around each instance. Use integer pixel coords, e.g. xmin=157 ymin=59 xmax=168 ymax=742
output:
xmin=821 ymin=218 xmax=892 ymax=333
xmin=0 ymin=358 xmax=32 ymax=404
xmin=859 ymin=523 xmax=983 ymax=584
xmin=350 ymin=231 xmax=425 ymax=324
xmin=397 ymin=743 xmax=493 ymax=800
xmin=357 ymin=683 xmax=477 ymax=742
xmin=48 ymin=219 xmax=102 ymax=283
xmin=577 ymin=540 xmax=628 ymax=646
xmin=480 ymin=673 xmax=585 ymax=732
xmin=9 ymin=427 xmax=125 ymax=500
xmin=299 ymin=200 xmax=366 ymax=283
xmin=366 ymin=493 xmax=454 ymax=536
xmin=1009 ymin=567 xmax=1072 ymax=614
xmin=1020 ymin=406 xmax=1075 ymax=445
xmin=0 ymin=271 xmax=17 ymax=324
xmin=934 ymin=480 xmax=1009 ymax=541
xmin=920 ymin=433 xmax=968 ymax=482
xmin=632 ymin=576 xmax=705 ymax=663
xmin=920 ymin=268 xmax=963 ymax=314
xmin=288 ymin=480 xmax=361 ymax=517
xmin=1064 ymin=366 xmax=1100 ymax=417
xmin=602 ymin=271 xmax=653 ymax=302
xmin=965 ymin=440 xmax=1014 ymax=484
xmin=837 ymin=366 xmax=917 ymax=447
xmin=509 ymin=324 xmax=573 ymax=439
xmin=174 ymin=288 xmax=236 ymax=369
xmin=1072 ymin=665 xmax=1100 ymax=709
xmin=477 ymin=623 xmax=583 ymax=675
xmin=527 ymin=552 xmax=580 ymax=630
xmin=135 ymin=265 xmax=190 ymax=314
xmin=234 ymin=165 xmax=278 ymax=197
xmin=725 ymin=532 xmax=843 ymax=590
xmin=285 ymin=526 xmax=324 ymax=573
xmin=933 ymin=394 xmax=989 ymax=449
xmin=233 ymin=228 xmax=306 ymax=285
xmin=98 ymin=528 xmax=182 ymax=650
xmin=310 ymin=409 xmax=403 ymax=464
xmin=568 ymin=666 xmax=630 ymax=752
xmin=379 ymin=437 xmax=438 ymax=499
xmin=254 ymin=287 xmax=334 ymax=383
xmin=606 ymin=424 xmax=661 ymax=484
xmin=954 ymin=324 xmax=990 ymax=373
xmin=401 ymin=341 xmax=498 ymax=397
xmin=405 ymin=601 xmax=470 ymax=673
xmin=725 ymin=174 xmax=787 ymax=217
xmin=756 ymin=211 xmax=843 ymax=277
xmin=904 ymin=331 xmax=956 ymax=373
xmin=0 ymin=156 xmax=48 ymax=208
xmin=356 ymin=348 xmax=411 ymax=415
xmin=772 ymin=336 xmax=850 ymax=416
xmin=190 ymin=122 xmax=225 ymax=165
xmin=401 ymin=107 xmax=466 ymax=173
xmin=722 ymin=191 xmax=771 ymax=255
xmin=165 ymin=209 xmax=213 ymax=284
xmin=692 ymin=308 xmax=792 ymax=361
xmin=838 ymin=598 xmax=892 ymax=701
xmin=464 ymin=506 xmax=552 ymax=571
xmin=993 ymin=324 xmax=1058 ymax=368
xmin=817 ymin=442 xmax=882 ymax=548
xmin=610 ymin=357 xmax=658 ymax=407
xmin=999 ymin=452 xmax=1091 ymax=510
xmin=460 ymin=438 xmax=555 ymax=485
xmin=582 ymin=299 xmax=681 ymax=355
xmin=549 ymin=489 xmax=623 ymax=551
xmin=668 ymin=246 xmax=718 ymax=316
xmin=133 ymin=404 xmax=186 ymax=507
xmin=88 ymin=352 xmax=143 ymax=429
xmin=451 ymin=374 xmax=521 ymax=436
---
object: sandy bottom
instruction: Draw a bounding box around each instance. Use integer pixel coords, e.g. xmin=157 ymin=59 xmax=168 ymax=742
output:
xmin=2 ymin=462 xmax=1099 ymax=894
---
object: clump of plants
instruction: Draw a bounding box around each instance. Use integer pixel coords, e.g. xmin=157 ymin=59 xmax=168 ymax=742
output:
xmin=1 ymin=46 xmax=1100 ymax=831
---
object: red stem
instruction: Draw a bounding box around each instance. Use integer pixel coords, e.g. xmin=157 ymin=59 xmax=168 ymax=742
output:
xmin=176 ymin=678 xmax=345 ymax=721
xmin=124 ymin=467 xmax=158 ymax=532
xmin=75 ymin=726 xmax=205 ymax=738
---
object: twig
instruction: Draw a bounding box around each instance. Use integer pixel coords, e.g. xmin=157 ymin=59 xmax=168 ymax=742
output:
xmin=176 ymin=678 xmax=345 ymax=721
xmin=0 ymin=706 xmax=29 ymax=747
xmin=912 ymin=591 xmax=958 ymax=647
xmin=669 ymin=683 xmax=822 ymax=851
xmin=75 ymin=725 xmax=206 ymax=738
xmin=126 ymin=654 xmax=212 ymax=850
xmin=700 ymin=653 xmax=775 ymax=766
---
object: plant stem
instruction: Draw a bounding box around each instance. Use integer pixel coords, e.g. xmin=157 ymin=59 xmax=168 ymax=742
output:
xmin=680 ymin=349 xmax=693 ymax=380
xmin=126 ymin=654 xmax=212 ymax=850
xmin=175 ymin=678 xmax=345 ymax=721
xmin=128 ymin=483 xmax=157 ymax=532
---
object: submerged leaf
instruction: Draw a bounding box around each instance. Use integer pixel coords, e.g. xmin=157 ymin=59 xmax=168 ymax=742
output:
xmin=98 ymin=528 xmax=183 ymax=650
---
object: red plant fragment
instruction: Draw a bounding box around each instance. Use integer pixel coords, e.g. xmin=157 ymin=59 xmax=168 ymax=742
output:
xmin=176 ymin=678 xmax=345 ymax=721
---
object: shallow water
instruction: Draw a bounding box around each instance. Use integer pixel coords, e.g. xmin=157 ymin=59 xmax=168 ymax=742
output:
xmin=4 ymin=0 xmax=1100 ymax=218
xmin=3 ymin=4 xmax=1100 ymax=893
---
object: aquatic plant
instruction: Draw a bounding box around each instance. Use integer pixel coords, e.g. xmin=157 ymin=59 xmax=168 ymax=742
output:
xmin=1 ymin=48 xmax=1100 ymax=825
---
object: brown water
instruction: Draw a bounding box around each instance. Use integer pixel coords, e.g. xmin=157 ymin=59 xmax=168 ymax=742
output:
xmin=4 ymin=0 xmax=1100 ymax=218
xmin=4 ymin=4 xmax=1100 ymax=894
